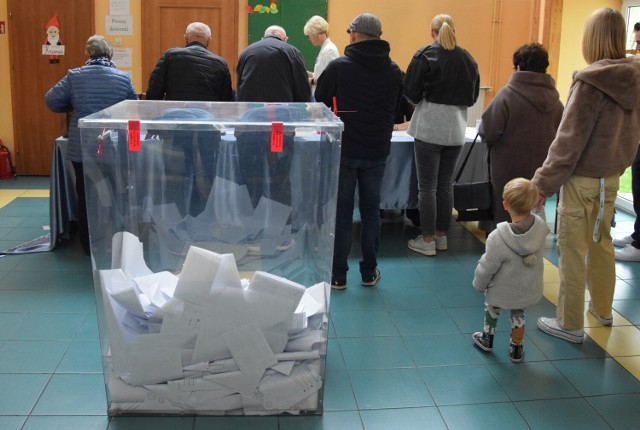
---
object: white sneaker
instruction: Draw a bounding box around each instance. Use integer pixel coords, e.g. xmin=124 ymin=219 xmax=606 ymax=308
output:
xmin=615 ymin=244 xmax=640 ymax=262
xmin=613 ymin=235 xmax=634 ymax=247
xmin=407 ymin=235 xmax=436 ymax=256
xmin=588 ymin=301 xmax=613 ymax=326
xmin=537 ymin=317 xmax=584 ymax=343
xmin=434 ymin=235 xmax=447 ymax=251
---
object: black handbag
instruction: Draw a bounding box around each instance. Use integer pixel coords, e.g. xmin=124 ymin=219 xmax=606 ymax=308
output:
xmin=453 ymin=134 xmax=493 ymax=221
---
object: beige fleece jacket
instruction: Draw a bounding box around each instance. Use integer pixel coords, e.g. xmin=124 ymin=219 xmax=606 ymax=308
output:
xmin=532 ymin=57 xmax=640 ymax=197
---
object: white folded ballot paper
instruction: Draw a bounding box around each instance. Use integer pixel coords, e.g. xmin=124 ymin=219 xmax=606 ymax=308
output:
xmin=98 ymin=231 xmax=327 ymax=414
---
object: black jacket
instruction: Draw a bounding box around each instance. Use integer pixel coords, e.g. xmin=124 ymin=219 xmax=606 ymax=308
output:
xmin=236 ymin=36 xmax=310 ymax=102
xmin=315 ymin=40 xmax=403 ymax=160
xmin=404 ymin=42 xmax=479 ymax=107
xmin=146 ymin=42 xmax=233 ymax=101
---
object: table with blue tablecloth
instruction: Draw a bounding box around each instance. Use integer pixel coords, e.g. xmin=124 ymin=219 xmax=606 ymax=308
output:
xmin=2 ymin=128 xmax=486 ymax=254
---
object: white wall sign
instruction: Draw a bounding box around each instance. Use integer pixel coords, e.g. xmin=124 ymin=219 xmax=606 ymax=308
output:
xmin=106 ymin=15 xmax=133 ymax=35
xmin=110 ymin=0 xmax=130 ymax=15
xmin=112 ymin=48 xmax=132 ymax=68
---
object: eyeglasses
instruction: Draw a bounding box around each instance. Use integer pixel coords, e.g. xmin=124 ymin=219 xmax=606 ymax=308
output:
xmin=346 ymin=27 xmax=353 ymax=34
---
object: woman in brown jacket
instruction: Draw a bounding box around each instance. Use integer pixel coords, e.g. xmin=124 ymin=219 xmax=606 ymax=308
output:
xmin=479 ymin=43 xmax=563 ymax=229
xmin=533 ymin=8 xmax=640 ymax=343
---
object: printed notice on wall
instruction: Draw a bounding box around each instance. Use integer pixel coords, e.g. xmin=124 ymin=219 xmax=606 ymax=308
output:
xmin=106 ymin=15 xmax=132 ymax=35
xmin=110 ymin=0 xmax=130 ymax=15
xmin=112 ymin=48 xmax=132 ymax=68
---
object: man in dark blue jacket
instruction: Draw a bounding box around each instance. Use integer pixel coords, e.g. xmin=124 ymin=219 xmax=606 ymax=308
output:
xmin=315 ymin=13 xmax=403 ymax=289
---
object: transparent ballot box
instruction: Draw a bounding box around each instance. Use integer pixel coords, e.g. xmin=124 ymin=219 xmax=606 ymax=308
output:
xmin=78 ymin=101 xmax=342 ymax=416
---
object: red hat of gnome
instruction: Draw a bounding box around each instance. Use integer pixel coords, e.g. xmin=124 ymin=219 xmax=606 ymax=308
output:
xmin=45 ymin=14 xmax=60 ymax=31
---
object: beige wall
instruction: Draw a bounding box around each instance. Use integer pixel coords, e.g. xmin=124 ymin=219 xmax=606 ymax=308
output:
xmin=556 ymin=0 xmax=622 ymax=103
xmin=0 ymin=0 xmax=625 ymax=155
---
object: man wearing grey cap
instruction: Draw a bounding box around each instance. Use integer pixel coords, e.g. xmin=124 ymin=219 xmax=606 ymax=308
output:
xmin=315 ymin=13 xmax=403 ymax=290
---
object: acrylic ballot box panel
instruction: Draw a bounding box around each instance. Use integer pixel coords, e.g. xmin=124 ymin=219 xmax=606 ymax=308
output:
xmin=78 ymin=101 xmax=342 ymax=416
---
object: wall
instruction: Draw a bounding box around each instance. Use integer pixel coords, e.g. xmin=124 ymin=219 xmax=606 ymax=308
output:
xmin=0 ymin=0 xmax=624 ymax=155
xmin=0 ymin=1 xmax=12 ymax=151
xmin=556 ymin=0 xmax=622 ymax=103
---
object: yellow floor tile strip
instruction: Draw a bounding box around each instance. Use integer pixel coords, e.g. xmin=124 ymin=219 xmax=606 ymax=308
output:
xmin=0 ymin=190 xmax=49 ymax=209
xmin=0 ymin=190 xmax=26 ymax=208
xmin=461 ymin=220 xmax=640 ymax=381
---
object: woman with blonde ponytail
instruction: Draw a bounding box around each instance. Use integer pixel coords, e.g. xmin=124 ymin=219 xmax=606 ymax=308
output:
xmin=404 ymin=14 xmax=480 ymax=257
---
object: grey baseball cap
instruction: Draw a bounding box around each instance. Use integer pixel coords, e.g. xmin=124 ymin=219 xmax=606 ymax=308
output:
xmin=347 ymin=13 xmax=382 ymax=37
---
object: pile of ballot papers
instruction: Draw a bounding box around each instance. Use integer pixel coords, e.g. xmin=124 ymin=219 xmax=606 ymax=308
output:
xmin=96 ymin=231 xmax=327 ymax=415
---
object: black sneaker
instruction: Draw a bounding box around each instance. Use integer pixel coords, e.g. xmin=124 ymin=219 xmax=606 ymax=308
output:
xmin=361 ymin=269 xmax=381 ymax=287
xmin=509 ymin=342 xmax=524 ymax=363
xmin=331 ymin=276 xmax=347 ymax=290
xmin=472 ymin=332 xmax=494 ymax=352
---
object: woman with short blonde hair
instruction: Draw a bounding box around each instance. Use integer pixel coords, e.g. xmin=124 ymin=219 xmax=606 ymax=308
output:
xmin=304 ymin=15 xmax=339 ymax=86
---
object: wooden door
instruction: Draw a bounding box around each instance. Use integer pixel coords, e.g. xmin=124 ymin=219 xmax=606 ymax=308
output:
xmin=142 ymin=0 xmax=239 ymax=93
xmin=8 ymin=0 xmax=94 ymax=175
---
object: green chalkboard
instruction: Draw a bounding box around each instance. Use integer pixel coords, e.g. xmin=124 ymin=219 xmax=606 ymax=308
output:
xmin=247 ymin=0 xmax=328 ymax=71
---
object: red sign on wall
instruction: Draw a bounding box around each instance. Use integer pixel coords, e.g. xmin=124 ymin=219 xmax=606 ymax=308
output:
xmin=0 ymin=21 xmax=5 ymax=34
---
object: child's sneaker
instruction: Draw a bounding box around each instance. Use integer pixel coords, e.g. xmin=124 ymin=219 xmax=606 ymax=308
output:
xmin=509 ymin=342 xmax=524 ymax=362
xmin=407 ymin=235 xmax=436 ymax=256
xmin=472 ymin=332 xmax=493 ymax=352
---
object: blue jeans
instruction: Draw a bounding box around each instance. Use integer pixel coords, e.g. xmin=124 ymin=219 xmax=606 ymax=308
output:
xmin=332 ymin=156 xmax=387 ymax=280
xmin=414 ymin=140 xmax=462 ymax=236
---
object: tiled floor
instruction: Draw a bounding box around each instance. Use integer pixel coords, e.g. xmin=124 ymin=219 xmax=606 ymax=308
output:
xmin=2 ymin=176 xmax=640 ymax=429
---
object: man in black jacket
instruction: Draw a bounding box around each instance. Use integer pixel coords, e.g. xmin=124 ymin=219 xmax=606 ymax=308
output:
xmin=315 ymin=13 xmax=403 ymax=289
xmin=236 ymin=25 xmax=310 ymax=103
xmin=146 ymin=22 xmax=233 ymax=216
xmin=146 ymin=22 xmax=233 ymax=101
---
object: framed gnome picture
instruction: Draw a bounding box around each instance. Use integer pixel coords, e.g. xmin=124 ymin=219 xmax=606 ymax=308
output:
xmin=42 ymin=13 xmax=65 ymax=64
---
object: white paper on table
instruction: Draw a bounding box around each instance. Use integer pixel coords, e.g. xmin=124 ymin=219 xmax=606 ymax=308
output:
xmin=192 ymin=287 xmax=294 ymax=363
xmin=274 ymin=350 xmax=321 ymax=362
xmin=144 ymin=383 xmax=191 ymax=406
xmin=285 ymin=329 xmax=325 ymax=352
xmin=255 ymin=363 xmax=322 ymax=410
xmin=124 ymin=346 xmax=184 ymax=386
xmin=295 ymin=282 xmax=326 ymax=317
xmin=203 ymin=369 xmax=264 ymax=395
xmin=109 ymin=279 xmax=146 ymax=318
xmin=202 ymin=358 xmax=239 ymax=374
xmin=107 ymin=375 xmax=147 ymax=403
xmin=134 ymin=271 xmax=178 ymax=306
xmin=270 ymin=361 xmax=295 ymax=376
xmin=99 ymin=269 xmax=136 ymax=374
xmin=158 ymin=301 xmax=203 ymax=335
xmin=172 ymin=247 xmax=221 ymax=304
xmin=167 ymin=376 xmax=237 ymax=397
xmin=223 ymin=322 xmax=278 ymax=375
xmin=253 ymin=196 xmax=291 ymax=232
xmin=248 ymin=271 xmax=305 ymax=305
xmin=289 ymin=312 xmax=307 ymax=334
xmin=188 ymin=392 xmax=243 ymax=412
xmin=111 ymin=231 xmax=153 ymax=278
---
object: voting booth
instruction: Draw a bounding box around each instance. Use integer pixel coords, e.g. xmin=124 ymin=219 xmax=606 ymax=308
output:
xmin=78 ymin=100 xmax=342 ymax=416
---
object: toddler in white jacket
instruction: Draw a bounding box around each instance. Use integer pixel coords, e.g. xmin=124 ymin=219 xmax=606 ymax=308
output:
xmin=472 ymin=178 xmax=549 ymax=362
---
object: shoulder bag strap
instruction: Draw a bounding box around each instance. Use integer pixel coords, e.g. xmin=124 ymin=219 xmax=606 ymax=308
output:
xmin=454 ymin=133 xmax=479 ymax=183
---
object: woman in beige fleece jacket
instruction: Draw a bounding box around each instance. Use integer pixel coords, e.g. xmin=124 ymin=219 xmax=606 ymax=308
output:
xmin=532 ymin=8 xmax=640 ymax=343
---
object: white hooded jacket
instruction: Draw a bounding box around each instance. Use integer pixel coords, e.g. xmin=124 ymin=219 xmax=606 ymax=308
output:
xmin=473 ymin=214 xmax=549 ymax=309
